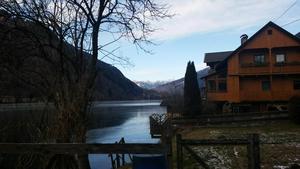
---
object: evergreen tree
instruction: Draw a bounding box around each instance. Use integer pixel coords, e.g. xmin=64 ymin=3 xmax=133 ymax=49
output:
xmin=183 ymin=61 xmax=202 ymax=116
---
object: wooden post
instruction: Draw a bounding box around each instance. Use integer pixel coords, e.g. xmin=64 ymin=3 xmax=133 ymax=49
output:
xmin=121 ymin=153 xmax=125 ymax=166
xmin=109 ymin=154 xmax=116 ymax=169
xmin=247 ymin=134 xmax=260 ymax=169
xmin=176 ymin=134 xmax=183 ymax=169
xmin=113 ymin=141 xmax=120 ymax=168
xmin=168 ymin=138 xmax=173 ymax=169
xmin=120 ymin=137 xmax=125 ymax=165
xmin=116 ymin=154 xmax=120 ymax=168
xmin=252 ymin=134 xmax=260 ymax=169
xmin=150 ymin=116 xmax=154 ymax=137
xmin=163 ymin=133 xmax=173 ymax=169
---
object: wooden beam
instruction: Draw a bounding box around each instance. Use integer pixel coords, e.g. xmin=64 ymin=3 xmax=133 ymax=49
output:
xmin=0 ymin=143 xmax=169 ymax=154
xmin=176 ymin=134 xmax=183 ymax=169
xmin=181 ymin=139 xmax=249 ymax=145
xmin=183 ymin=145 xmax=210 ymax=169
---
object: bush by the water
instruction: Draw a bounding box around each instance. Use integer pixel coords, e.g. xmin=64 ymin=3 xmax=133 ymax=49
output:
xmin=160 ymin=91 xmax=184 ymax=114
xmin=288 ymin=95 xmax=300 ymax=124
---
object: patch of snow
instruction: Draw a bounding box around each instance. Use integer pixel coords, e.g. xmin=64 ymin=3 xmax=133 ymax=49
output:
xmin=273 ymin=165 xmax=289 ymax=169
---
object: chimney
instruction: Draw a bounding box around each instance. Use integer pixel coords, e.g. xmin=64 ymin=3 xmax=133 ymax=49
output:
xmin=240 ymin=34 xmax=248 ymax=44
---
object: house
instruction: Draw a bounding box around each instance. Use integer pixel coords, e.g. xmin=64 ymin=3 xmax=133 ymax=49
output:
xmin=203 ymin=21 xmax=300 ymax=112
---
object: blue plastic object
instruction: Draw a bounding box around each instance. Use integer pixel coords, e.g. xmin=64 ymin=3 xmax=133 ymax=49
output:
xmin=132 ymin=155 xmax=167 ymax=169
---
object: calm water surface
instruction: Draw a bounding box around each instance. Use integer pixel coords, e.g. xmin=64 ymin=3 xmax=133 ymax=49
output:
xmin=87 ymin=100 xmax=166 ymax=169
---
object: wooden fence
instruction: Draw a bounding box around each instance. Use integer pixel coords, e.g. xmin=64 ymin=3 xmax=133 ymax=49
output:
xmin=150 ymin=111 xmax=289 ymax=138
xmin=0 ymin=142 xmax=171 ymax=168
xmin=149 ymin=113 xmax=172 ymax=138
xmin=176 ymin=134 xmax=260 ymax=169
xmin=0 ymin=143 xmax=169 ymax=154
xmin=172 ymin=111 xmax=289 ymax=126
xmin=109 ymin=137 xmax=133 ymax=169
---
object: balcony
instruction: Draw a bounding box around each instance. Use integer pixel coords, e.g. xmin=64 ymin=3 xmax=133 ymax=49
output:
xmin=273 ymin=61 xmax=300 ymax=74
xmin=240 ymin=62 xmax=269 ymax=67
xmin=239 ymin=62 xmax=270 ymax=75
xmin=274 ymin=61 xmax=300 ymax=66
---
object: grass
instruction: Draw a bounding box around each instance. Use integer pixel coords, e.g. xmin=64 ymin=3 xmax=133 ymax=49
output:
xmin=175 ymin=120 xmax=300 ymax=169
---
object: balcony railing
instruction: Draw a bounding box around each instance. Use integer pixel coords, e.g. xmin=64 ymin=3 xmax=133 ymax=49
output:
xmin=274 ymin=61 xmax=300 ymax=66
xmin=240 ymin=62 xmax=269 ymax=67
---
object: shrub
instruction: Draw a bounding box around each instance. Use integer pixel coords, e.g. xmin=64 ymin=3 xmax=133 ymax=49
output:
xmin=202 ymin=101 xmax=219 ymax=115
xmin=160 ymin=91 xmax=184 ymax=115
xmin=288 ymin=95 xmax=300 ymax=124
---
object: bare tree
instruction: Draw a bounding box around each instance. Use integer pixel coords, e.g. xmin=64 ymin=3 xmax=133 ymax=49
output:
xmin=0 ymin=0 xmax=170 ymax=168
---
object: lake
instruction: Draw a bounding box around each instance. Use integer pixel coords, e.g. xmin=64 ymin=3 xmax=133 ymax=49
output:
xmin=87 ymin=100 xmax=166 ymax=169
xmin=0 ymin=100 xmax=166 ymax=169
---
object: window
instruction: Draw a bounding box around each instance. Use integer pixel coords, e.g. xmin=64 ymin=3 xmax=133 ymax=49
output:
xmin=294 ymin=80 xmax=300 ymax=90
xmin=262 ymin=80 xmax=270 ymax=91
xmin=254 ymin=55 xmax=265 ymax=64
xmin=207 ymin=80 xmax=216 ymax=91
xmin=276 ymin=54 xmax=285 ymax=63
xmin=218 ymin=80 xmax=227 ymax=91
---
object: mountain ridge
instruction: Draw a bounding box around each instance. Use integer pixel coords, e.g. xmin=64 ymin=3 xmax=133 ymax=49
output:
xmin=0 ymin=18 xmax=156 ymax=102
xmin=153 ymin=67 xmax=210 ymax=94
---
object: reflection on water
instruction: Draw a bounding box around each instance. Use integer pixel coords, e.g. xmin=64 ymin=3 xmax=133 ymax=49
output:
xmin=87 ymin=100 xmax=166 ymax=169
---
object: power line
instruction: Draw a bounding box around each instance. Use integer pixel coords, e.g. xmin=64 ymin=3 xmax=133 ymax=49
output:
xmin=281 ymin=18 xmax=300 ymax=27
xmin=274 ymin=0 xmax=298 ymax=22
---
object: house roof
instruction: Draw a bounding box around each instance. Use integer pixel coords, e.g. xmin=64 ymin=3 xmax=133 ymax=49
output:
xmin=216 ymin=21 xmax=300 ymax=69
xmin=201 ymin=70 xmax=216 ymax=79
xmin=204 ymin=51 xmax=233 ymax=63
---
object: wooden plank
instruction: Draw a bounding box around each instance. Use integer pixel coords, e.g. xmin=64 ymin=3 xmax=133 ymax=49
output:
xmin=172 ymin=111 xmax=288 ymax=120
xmin=253 ymin=134 xmax=260 ymax=169
xmin=171 ymin=111 xmax=289 ymax=125
xmin=109 ymin=154 xmax=116 ymax=169
xmin=0 ymin=143 xmax=169 ymax=154
xmin=176 ymin=134 xmax=183 ymax=169
xmin=116 ymin=154 xmax=120 ymax=168
xmin=247 ymin=134 xmax=261 ymax=169
xmin=181 ymin=139 xmax=249 ymax=145
xmin=183 ymin=145 xmax=210 ymax=169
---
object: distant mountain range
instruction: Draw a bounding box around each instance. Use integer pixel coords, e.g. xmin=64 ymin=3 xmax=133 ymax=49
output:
xmin=135 ymin=81 xmax=171 ymax=89
xmin=0 ymin=58 xmax=158 ymax=101
xmin=153 ymin=68 xmax=210 ymax=94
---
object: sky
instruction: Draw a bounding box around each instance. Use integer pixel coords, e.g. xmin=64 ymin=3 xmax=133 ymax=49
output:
xmin=101 ymin=0 xmax=300 ymax=82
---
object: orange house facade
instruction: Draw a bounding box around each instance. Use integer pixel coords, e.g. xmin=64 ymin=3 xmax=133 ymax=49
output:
xmin=203 ymin=22 xmax=300 ymax=112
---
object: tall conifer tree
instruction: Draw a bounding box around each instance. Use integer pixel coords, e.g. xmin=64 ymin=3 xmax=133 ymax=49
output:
xmin=184 ymin=61 xmax=202 ymax=116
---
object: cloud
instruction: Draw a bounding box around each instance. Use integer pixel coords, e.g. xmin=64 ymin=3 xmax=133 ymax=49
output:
xmin=151 ymin=0 xmax=298 ymax=40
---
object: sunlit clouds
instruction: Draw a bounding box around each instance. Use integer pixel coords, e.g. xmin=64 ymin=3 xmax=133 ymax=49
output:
xmin=151 ymin=0 xmax=299 ymax=40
